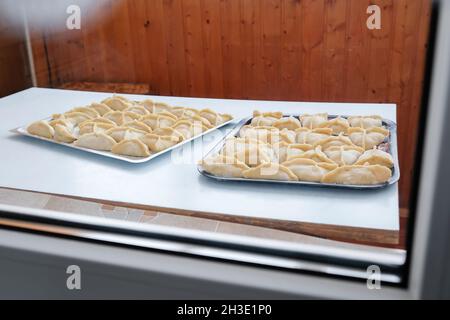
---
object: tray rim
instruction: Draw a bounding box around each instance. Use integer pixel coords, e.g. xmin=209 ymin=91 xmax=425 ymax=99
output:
xmin=198 ymin=114 xmax=400 ymax=190
xmin=12 ymin=117 xmax=235 ymax=164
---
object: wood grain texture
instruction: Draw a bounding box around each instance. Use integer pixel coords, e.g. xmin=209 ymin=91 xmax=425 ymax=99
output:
xmin=0 ymin=1 xmax=32 ymax=97
xmin=28 ymin=0 xmax=431 ymax=207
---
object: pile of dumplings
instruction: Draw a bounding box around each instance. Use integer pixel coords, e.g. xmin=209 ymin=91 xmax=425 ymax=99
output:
xmin=201 ymin=111 xmax=395 ymax=185
xmin=26 ymin=95 xmax=233 ymax=158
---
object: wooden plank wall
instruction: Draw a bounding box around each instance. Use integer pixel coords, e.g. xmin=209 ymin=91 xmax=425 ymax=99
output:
xmin=29 ymin=0 xmax=431 ymax=208
xmin=0 ymin=1 xmax=32 ymax=97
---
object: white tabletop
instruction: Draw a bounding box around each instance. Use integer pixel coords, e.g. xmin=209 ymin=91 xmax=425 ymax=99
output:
xmin=0 ymin=88 xmax=399 ymax=231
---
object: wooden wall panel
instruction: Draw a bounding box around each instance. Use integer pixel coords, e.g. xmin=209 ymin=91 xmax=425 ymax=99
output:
xmin=0 ymin=3 xmax=32 ymax=97
xmin=28 ymin=0 xmax=431 ymax=207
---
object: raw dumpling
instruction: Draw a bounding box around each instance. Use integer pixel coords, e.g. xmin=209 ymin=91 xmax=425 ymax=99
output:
xmin=171 ymin=107 xmax=199 ymax=118
xmin=253 ymin=110 xmax=283 ymax=119
xmin=63 ymin=112 xmax=93 ymax=125
xmin=239 ymin=126 xmax=280 ymax=144
xmin=347 ymin=127 xmax=389 ymax=150
xmin=89 ymin=102 xmax=112 ymax=116
xmin=102 ymin=96 xmax=132 ymax=111
xmin=295 ymin=128 xmax=332 ymax=145
xmin=318 ymin=117 xmax=349 ymax=135
xmin=152 ymin=102 xmax=173 ymax=114
xmin=321 ymin=164 xmax=392 ymax=185
xmin=141 ymin=114 xmax=176 ymax=130
xmin=123 ymin=120 xmax=152 ymax=133
xmin=272 ymin=141 xmax=289 ymax=163
xmin=354 ymin=148 xmax=394 ymax=168
xmin=221 ymin=138 xmax=272 ymax=158
xmin=79 ymin=122 xmax=115 ymax=135
xmin=201 ymin=154 xmax=249 ymax=178
xmin=140 ymin=134 xmax=179 ymax=152
xmin=111 ymin=139 xmax=150 ymax=157
xmin=273 ymin=117 xmax=302 ymax=130
xmin=104 ymin=111 xmax=140 ymax=126
xmin=294 ymin=146 xmax=336 ymax=164
xmin=49 ymin=118 xmax=75 ymax=131
xmin=69 ymin=106 xmax=100 ymax=118
xmin=286 ymin=144 xmax=314 ymax=161
xmin=243 ymin=163 xmax=298 ymax=181
xmin=54 ymin=124 xmax=77 ymax=143
xmin=218 ymin=113 xmax=233 ymax=124
xmin=27 ymin=120 xmax=54 ymax=139
xmin=300 ymin=113 xmax=328 ymax=129
xmin=313 ymin=134 xmax=355 ymax=150
xmin=138 ymin=99 xmax=154 ymax=111
xmin=106 ymin=127 xmax=147 ymax=142
xmin=324 ymin=145 xmax=365 ymax=166
xmin=74 ymin=132 xmax=116 ymax=151
xmin=232 ymin=144 xmax=277 ymax=167
xmin=348 ymin=115 xmax=383 ymax=129
xmin=153 ymin=127 xmax=183 ymax=142
xmin=282 ymin=158 xmax=338 ymax=182
xmin=125 ymin=105 xmax=149 ymax=116
xmin=79 ymin=117 xmax=116 ymax=126
xmin=171 ymin=120 xmax=193 ymax=140
xmin=200 ymin=109 xmax=221 ymax=126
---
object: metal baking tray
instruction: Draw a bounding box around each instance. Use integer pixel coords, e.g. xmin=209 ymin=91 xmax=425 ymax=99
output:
xmin=198 ymin=115 xmax=400 ymax=189
xmin=11 ymin=117 xmax=234 ymax=163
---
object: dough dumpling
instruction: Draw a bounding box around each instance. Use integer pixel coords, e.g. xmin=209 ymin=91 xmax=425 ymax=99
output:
xmin=282 ymin=158 xmax=338 ymax=182
xmin=239 ymin=126 xmax=280 ymax=144
xmin=171 ymin=107 xmax=199 ymax=118
xmin=79 ymin=122 xmax=114 ymax=135
xmin=153 ymin=127 xmax=183 ymax=142
xmin=141 ymin=114 xmax=176 ymax=130
xmin=272 ymin=141 xmax=290 ymax=163
xmin=253 ymin=110 xmax=283 ymax=119
xmin=273 ymin=117 xmax=302 ymax=130
xmin=221 ymin=137 xmax=270 ymax=156
xmin=123 ymin=120 xmax=152 ymax=133
xmin=313 ymin=134 xmax=355 ymax=150
xmin=348 ymin=127 xmax=389 ymax=150
xmin=201 ymin=154 xmax=249 ymax=178
xmin=294 ymin=146 xmax=336 ymax=164
xmin=54 ymin=124 xmax=77 ymax=143
xmin=89 ymin=103 xmax=112 ymax=116
xmin=171 ymin=120 xmax=193 ymax=140
xmin=295 ymin=128 xmax=332 ymax=145
xmin=106 ymin=127 xmax=147 ymax=142
xmin=104 ymin=111 xmax=140 ymax=126
xmin=74 ymin=132 xmax=116 ymax=151
xmin=321 ymin=165 xmax=392 ymax=185
xmin=200 ymin=109 xmax=221 ymax=126
xmin=70 ymin=106 xmax=100 ymax=118
xmin=348 ymin=115 xmax=383 ymax=129
xmin=318 ymin=117 xmax=349 ymax=135
xmin=324 ymin=145 xmax=365 ymax=166
xmin=286 ymin=144 xmax=314 ymax=161
xmin=63 ymin=112 xmax=93 ymax=125
xmin=111 ymin=139 xmax=150 ymax=157
xmin=243 ymin=163 xmax=298 ymax=181
xmin=152 ymin=102 xmax=173 ymax=114
xmin=102 ymin=96 xmax=132 ymax=111
xmin=140 ymin=134 xmax=179 ymax=152
xmin=300 ymin=113 xmax=328 ymax=129
xmin=27 ymin=120 xmax=54 ymax=139
xmin=79 ymin=117 xmax=116 ymax=127
xmin=250 ymin=110 xmax=284 ymax=126
xmin=232 ymin=144 xmax=277 ymax=167
xmin=354 ymin=148 xmax=394 ymax=168
xmin=125 ymin=105 xmax=149 ymax=116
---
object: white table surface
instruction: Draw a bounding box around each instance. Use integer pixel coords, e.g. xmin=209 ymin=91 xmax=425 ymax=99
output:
xmin=0 ymin=88 xmax=399 ymax=231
